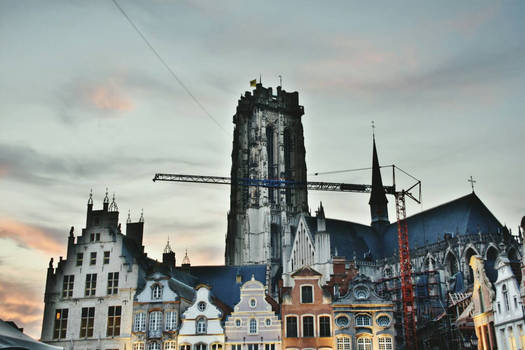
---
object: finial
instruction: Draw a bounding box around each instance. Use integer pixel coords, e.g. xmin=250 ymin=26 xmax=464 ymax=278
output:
xmin=278 ymin=75 xmax=282 ymax=87
xmin=371 ymin=120 xmax=375 ymax=139
xmin=109 ymin=193 xmax=118 ymax=212
xmin=49 ymin=257 xmax=54 ymax=268
xmin=127 ymin=209 xmax=131 ymax=224
xmin=468 ymin=176 xmax=476 ymax=193
xmin=69 ymin=226 xmax=74 ymax=237
xmin=164 ymin=237 xmax=173 ymax=254
xmin=139 ymin=209 xmax=144 ymax=223
xmin=103 ymin=187 xmax=109 ymax=203
xmin=182 ymin=249 xmax=190 ymax=265
xmin=88 ymin=189 xmax=93 ymax=205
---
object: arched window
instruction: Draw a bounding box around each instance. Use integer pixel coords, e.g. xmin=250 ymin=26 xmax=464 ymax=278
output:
xmin=249 ymin=318 xmax=257 ymax=334
xmin=445 ymin=253 xmax=458 ymax=276
xmin=196 ymin=317 xmax=207 ymax=334
xmin=378 ymin=337 xmax=392 ymax=350
xmin=503 ymin=284 xmax=510 ymax=311
xmin=211 ymin=344 xmax=222 ymax=350
xmin=337 ymin=337 xmax=351 ymax=350
xmin=485 ymin=247 xmax=499 ymax=282
xmin=195 ymin=344 xmax=207 ymax=350
xmin=357 ymin=338 xmax=372 ymax=350
xmin=355 ymin=314 xmax=371 ymax=327
xmin=465 ymin=248 xmax=477 ymax=284
xmin=152 ymin=284 xmax=162 ymax=299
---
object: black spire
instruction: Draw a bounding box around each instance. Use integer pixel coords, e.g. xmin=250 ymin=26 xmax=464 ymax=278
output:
xmin=369 ymin=136 xmax=389 ymax=230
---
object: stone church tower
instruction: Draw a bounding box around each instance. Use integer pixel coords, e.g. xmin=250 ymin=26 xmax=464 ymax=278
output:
xmin=225 ymin=83 xmax=308 ymax=283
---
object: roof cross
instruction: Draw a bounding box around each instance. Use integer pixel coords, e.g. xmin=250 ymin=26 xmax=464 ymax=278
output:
xmin=468 ymin=176 xmax=476 ymax=192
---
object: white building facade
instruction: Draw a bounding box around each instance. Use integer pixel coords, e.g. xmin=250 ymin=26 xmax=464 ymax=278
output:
xmin=224 ymin=276 xmax=281 ymax=350
xmin=178 ymin=285 xmax=225 ymax=350
xmin=493 ymin=254 xmax=525 ymax=350
xmin=41 ymin=192 xmax=148 ymax=350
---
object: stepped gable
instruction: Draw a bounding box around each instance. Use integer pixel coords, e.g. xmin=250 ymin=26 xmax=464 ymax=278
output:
xmin=304 ymin=216 xmax=380 ymax=260
xmin=181 ymin=264 xmax=266 ymax=308
xmin=381 ymin=192 xmax=503 ymax=257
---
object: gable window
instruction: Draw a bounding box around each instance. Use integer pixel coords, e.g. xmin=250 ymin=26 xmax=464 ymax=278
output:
xmin=85 ymin=274 xmax=97 ymax=296
xmin=107 ymin=272 xmax=119 ymax=295
xmin=249 ymin=318 xmax=257 ymax=334
xmin=195 ymin=343 xmax=207 ymax=350
xmin=301 ymin=285 xmax=313 ymax=303
xmin=134 ymin=312 xmax=146 ymax=332
xmin=265 ymin=318 xmax=271 ymax=326
xmin=303 ymin=316 xmax=314 ymax=337
xmin=249 ymin=298 xmax=257 ymax=308
xmin=356 ymin=314 xmax=371 ymax=327
xmin=53 ymin=309 xmax=68 ymax=339
xmin=198 ymin=301 xmax=207 ymax=311
xmin=80 ymin=307 xmax=95 ymax=338
xmin=235 ymin=319 xmax=241 ymax=327
xmin=62 ymin=275 xmax=74 ymax=298
xmin=104 ymin=251 xmax=110 ymax=264
xmin=196 ymin=317 xmax=207 ymax=334
xmin=357 ymin=338 xmax=372 ymax=350
xmin=378 ymin=337 xmax=392 ymax=350
xmin=165 ymin=311 xmax=177 ymax=331
xmin=148 ymin=342 xmax=160 ymax=350
xmin=152 ymin=284 xmax=162 ymax=299
xmin=286 ymin=316 xmax=298 ymax=337
xmin=503 ymin=284 xmax=510 ymax=311
xmin=76 ymin=253 xmax=83 ymax=266
xmin=106 ymin=305 xmax=121 ymax=336
xmin=90 ymin=252 xmax=97 ymax=265
xmin=337 ymin=337 xmax=351 ymax=350
xmin=133 ymin=343 xmax=145 ymax=350
xmin=319 ymin=316 xmax=331 ymax=337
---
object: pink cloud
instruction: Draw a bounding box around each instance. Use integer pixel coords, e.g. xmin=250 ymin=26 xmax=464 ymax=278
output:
xmin=86 ymin=78 xmax=134 ymax=113
xmin=0 ymin=218 xmax=64 ymax=255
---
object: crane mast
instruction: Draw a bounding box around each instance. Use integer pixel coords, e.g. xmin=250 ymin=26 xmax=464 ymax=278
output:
xmin=154 ymin=168 xmax=420 ymax=349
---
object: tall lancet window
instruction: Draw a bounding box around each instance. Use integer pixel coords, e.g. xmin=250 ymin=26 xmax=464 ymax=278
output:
xmin=283 ymin=129 xmax=292 ymax=207
xmin=266 ymin=125 xmax=275 ymax=204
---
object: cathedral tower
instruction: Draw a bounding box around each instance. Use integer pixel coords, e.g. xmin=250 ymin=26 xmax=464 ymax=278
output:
xmin=369 ymin=136 xmax=389 ymax=231
xmin=225 ymin=83 xmax=308 ymax=281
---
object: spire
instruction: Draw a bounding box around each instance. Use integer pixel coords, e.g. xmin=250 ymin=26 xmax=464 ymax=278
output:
xmin=369 ymin=134 xmax=389 ymax=229
xmin=316 ymin=202 xmax=326 ymax=232
xmin=103 ymin=188 xmax=110 ymax=211
xmin=127 ymin=210 xmax=131 ymax=224
xmin=87 ymin=189 xmax=93 ymax=205
xmin=164 ymin=237 xmax=173 ymax=254
xmin=109 ymin=193 xmax=118 ymax=212
xmin=182 ymin=249 xmax=190 ymax=265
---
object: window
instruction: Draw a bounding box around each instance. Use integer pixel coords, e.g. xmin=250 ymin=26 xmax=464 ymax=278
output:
xmin=180 ymin=345 xmax=191 ymax=350
xmin=249 ymin=298 xmax=256 ymax=308
xmin=303 ymin=316 xmax=314 ymax=337
xmin=301 ymin=285 xmax=313 ymax=303
xmin=378 ymin=337 xmax=392 ymax=350
xmin=90 ymin=233 xmax=95 ymax=242
xmin=336 ymin=316 xmax=349 ymax=328
xmin=231 ymin=345 xmax=242 ymax=350
xmin=195 ymin=344 xmax=207 ymax=350
xmin=265 ymin=318 xmax=271 ymax=326
xmin=514 ymin=296 xmax=518 ymax=310
xmin=249 ymin=318 xmax=257 ymax=334
xmin=133 ymin=343 xmax=145 ymax=350
xmin=196 ymin=317 xmax=206 ymax=334
xmin=96 ymin=233 xmax=100 ymax=241
xmin=356 ymin=315 xmax=371 ymax=327
xmin=149 ymin=311 xmax=162 ymax=332
xmin=247 ymin=345 xmax=258 ymax=350
xmin=357 ymin=338 xmax=372 ymax=350
xmin=76 ymin=253 xmax=83 ymax=266
xmin=497 ymin=302 xmax=501 ymax=314
xmin=235 ymin=319 xmax=241 ymax=327
xmin=149 ymin=342 xmax=161 ymax=350
xmin=107 ymin=272 xmax=119 ymax=295
xmin=503 ymin=284 xmax=509 ymax=311
xmin=286 ymin=316 xmax=298 ymax=337
xmin=62 ymin=275 xmax=74 ymax=298
xmin=165 ymin=311 xmax=177 ymax=331
xmin=376 ymin=315 xmax=390 ymax=327
xmin=53 ymin=309 xmax=68 ymax=339
xmin=211 ymin=344 xmax=222 ymax=350
xmin=152 ymin=284 xmax=162 ymax=299
xmin=134 ymin=312 xmax=146 ymax=332
xmin=85 ymin=274 xmax=97 ymax=296
xmin=478 ymin=287 xmax=484 ymax=312
xmin=104 ymin=251 xmax=110 ymax=264
xmin=80 ymin=307 xmax=95 ymax=338
xmin=165 ymin=342 xmax=177 ymax=350
xmin=319 ymin=316 xmax=331 ymax=337
xmin=90 ymin=252 xmax=97 ymax=265
xmin=337 ymin=337 xmax=351 ymax=350
xmin=264 ymin=345 xmax=275 ymax=350
xmin=198 ymin=301 xmax=207 ymax=311
xmin=106 ymin=306 xmax=121 ymax=336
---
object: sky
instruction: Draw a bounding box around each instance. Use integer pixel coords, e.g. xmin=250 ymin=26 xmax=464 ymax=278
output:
xmin=0 ymin=0 xmax=524 ymax=339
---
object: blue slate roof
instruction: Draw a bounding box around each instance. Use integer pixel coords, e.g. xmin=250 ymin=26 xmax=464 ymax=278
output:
xmin=185 ymin=264 xmax=267 ymax=308
xmin=381 ymin=192 xmax=502 ymax=257
xmin=304 ymin=193 xmax=503 ymax=260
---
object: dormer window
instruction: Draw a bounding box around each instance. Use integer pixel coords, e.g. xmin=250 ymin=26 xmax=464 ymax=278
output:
xmin=152 ymin=284 xmax=162 ymax=300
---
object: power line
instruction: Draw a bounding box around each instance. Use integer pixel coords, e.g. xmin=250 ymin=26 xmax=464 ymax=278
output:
xmin=309 ymin=164 xmax=393 ymax=176
xmin=111 ymin=0 xmax=228 ymax=134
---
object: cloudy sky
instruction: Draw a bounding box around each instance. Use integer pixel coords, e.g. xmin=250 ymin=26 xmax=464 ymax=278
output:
xmin=1 ymin=0 xmax=524 ymax=338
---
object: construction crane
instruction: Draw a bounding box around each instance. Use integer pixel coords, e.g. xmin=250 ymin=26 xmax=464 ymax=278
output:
xmin=153 ymin=166 xmax=420 ymax=349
